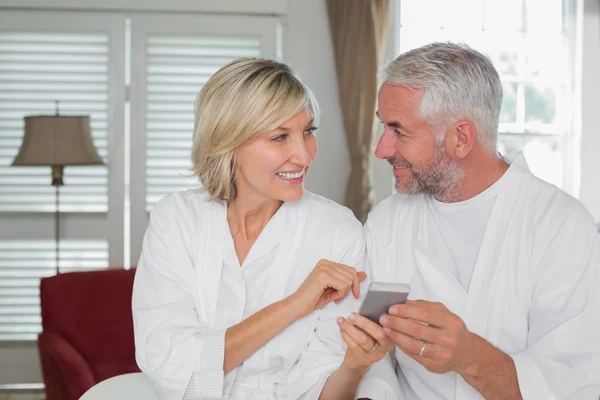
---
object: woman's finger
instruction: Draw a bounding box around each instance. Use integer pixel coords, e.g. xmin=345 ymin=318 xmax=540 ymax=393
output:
xmin=324 ymin=269 xmax=354 ymax=301
xmin=329 ymin=263 xmax=356 ymax=284
xmin=348 ymin=313 xmax=389 ymax=344
xmin=337 ymin=317 xmax=376 ymax=353
xmin=338 ymin=318 xmax=362 ymax=350
xmin=321 ymin=276 xmax=352 ymax=302
xmin=331 ymin=264 xmax=363 ymax=299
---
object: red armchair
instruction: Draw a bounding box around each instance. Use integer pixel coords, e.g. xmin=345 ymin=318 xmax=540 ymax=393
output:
xmin=38 ymin=268 xmax=140 ymax=400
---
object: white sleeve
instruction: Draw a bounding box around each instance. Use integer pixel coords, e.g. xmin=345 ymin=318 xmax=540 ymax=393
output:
xmin=510 ymin=210 xmax=600 ymax=399
xmin=285 ymin=223 xmax=399 ymax=399
xmin=132 ymin=204 xmax=232 ymax=400
xmin=355 ymin=353 xmax=405 ymax=400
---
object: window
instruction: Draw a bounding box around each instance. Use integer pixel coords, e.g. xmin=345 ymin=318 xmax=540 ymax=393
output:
xmin=398 ymin=0 xmax=578 ymax=194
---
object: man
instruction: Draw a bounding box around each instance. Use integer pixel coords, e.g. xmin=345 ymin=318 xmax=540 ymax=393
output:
xmin=358 ymin=42 xmax=600 ymax=399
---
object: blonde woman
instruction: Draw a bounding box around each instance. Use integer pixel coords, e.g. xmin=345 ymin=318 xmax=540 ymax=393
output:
xmin=132 ymin=59 xmax=396 ymax=400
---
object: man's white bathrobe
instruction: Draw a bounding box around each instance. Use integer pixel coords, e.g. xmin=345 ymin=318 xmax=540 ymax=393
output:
xmin=132 ymin=190 xmax=397 ymax=400
xmin=361 ymin=154 xmax=600 ymax=399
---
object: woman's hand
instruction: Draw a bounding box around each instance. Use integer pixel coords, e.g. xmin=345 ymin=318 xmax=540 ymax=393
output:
xmin=337 ymin=312 xmax=394 ymax=372
xmin=288 ymin=259 xmax=367 ymax=318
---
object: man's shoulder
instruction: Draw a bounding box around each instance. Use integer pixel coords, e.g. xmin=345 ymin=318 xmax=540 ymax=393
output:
xmin=366 ymin=193 xmax=424 ymax=231
xmin=365 ymin=193 xmax=425 ymax=241
xmin=521 ymin=176 xmax=595 ymax=232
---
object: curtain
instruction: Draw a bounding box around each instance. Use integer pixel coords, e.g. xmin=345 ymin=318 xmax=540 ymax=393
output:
xmin=326 ymin=0 xmax=390 ymax=222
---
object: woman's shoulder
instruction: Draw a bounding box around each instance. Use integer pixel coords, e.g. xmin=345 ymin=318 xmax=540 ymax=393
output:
xmin=150 ymin=188 xmax=221 ymax=223
xmin=297 ymin=191 xmax=362 ymax=232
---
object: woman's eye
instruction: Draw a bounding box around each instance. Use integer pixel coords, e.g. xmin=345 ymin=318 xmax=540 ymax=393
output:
xmin=272 ymin=134 xmax=288 ymax=142
xmin=304 ymin=127 xmax=318 ymax=135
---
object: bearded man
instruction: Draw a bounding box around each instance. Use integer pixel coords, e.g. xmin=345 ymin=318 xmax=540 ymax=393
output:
xmin=353 ymin=42 xmax=600 ymax=400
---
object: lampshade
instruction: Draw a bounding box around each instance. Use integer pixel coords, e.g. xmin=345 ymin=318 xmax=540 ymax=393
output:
xmin=12 ymin=116 xmax=104 ymax=166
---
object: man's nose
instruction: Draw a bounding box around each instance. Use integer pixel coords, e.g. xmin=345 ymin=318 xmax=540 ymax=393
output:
xmin=375 ymin=128 xmax=396 ymax=160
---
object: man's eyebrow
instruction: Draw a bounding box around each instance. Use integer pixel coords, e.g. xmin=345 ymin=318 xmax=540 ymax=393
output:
xmin=376 ymin=111 xmax=402 ymax=130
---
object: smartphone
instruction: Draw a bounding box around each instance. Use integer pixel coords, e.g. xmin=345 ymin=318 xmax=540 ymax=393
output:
xmin=358 ymin=281 xmax=411 ymax=324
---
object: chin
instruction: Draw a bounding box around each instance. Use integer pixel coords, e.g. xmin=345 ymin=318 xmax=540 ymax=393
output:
xmin=277 ymin=187 xmax=305 ymax=202
xmin=394 ymin=178 xmax=412 ymax=194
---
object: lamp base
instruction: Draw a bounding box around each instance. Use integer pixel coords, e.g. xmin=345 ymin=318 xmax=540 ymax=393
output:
xmin=51 ymin=165 xmax=64 ymax=186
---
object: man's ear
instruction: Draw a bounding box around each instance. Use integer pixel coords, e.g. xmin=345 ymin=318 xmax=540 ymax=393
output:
xmin=448 ymin=120 xmax=476 ymax=159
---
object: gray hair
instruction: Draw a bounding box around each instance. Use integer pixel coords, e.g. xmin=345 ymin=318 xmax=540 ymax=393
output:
xmin=382 ymin=42 xmax=502 ymax=153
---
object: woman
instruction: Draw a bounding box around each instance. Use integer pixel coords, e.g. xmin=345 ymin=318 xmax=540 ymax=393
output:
xmin=132 ymin=58 xmax=394 ymax=399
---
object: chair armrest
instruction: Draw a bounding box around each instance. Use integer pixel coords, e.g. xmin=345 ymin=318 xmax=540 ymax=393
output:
xmin=38 ymin=331 xmax=96 ymax=400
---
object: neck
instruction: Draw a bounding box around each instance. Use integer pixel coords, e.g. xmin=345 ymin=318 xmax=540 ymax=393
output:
xmin=227 ymin=192 xmax=283 ymax=242
xmin=447 ymin=147 xmax=509 ymax=203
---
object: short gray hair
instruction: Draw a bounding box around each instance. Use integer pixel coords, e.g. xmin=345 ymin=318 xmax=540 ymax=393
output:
xmin=382 ymin=42 xmax=502 ymax=153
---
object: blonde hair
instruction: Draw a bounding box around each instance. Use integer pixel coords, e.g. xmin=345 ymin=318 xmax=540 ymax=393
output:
xmin=190 ymin=58 xmax=319 ymax=202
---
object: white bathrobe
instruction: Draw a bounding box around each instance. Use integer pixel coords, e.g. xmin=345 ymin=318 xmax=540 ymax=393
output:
xmin=360 ymin=154 xmax=600 ymax=399
xmin=132 ymin=189 xmax=396 ymax=400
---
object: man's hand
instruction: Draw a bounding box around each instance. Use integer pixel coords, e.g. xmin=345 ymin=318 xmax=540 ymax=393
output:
xmin=379 ymin=299 xmax=475 ymax=375
xmin=380 ymin=299 xmax=523 ymax=399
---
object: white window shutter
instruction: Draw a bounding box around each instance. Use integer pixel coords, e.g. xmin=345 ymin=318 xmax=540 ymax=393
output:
xmin=0 ymin=240 xmax=109 ymax=341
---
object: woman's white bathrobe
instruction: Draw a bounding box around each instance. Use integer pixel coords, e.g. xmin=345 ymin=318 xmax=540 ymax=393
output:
xmin=132 ymin=190 xmax=397 ymax=400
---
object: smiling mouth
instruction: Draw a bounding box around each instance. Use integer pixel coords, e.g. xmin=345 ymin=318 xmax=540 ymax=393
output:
xmin=276 ymin=169 xmax=305 ymax=180
xmin=391 ymin=163 xmax=411 ymax=170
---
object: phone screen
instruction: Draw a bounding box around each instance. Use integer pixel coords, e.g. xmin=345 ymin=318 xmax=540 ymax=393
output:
xmin=358 ymin=282 xmax=410 ymax=323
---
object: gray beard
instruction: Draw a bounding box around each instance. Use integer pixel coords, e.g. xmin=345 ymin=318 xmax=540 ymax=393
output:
xmin=395 ymin=142 xmax=465 ymax=202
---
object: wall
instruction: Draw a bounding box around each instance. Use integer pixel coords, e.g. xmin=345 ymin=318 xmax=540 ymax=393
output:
xmin=580 ymin=0 xmax=600 ymax=223
xmin=0 ymin=0 xmax=286 ymax=14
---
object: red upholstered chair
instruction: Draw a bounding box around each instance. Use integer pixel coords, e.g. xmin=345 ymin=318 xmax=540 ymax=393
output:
xmin=37 ymin=268 xmax=140 ymax=400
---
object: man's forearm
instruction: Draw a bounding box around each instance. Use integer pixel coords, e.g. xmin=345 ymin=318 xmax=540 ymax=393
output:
xmin=460 ymin=334 xmax=522 ymax=400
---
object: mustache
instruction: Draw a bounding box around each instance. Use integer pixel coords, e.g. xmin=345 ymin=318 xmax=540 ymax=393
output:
xmin=386 ymin=157 xmax=412 ymax=169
